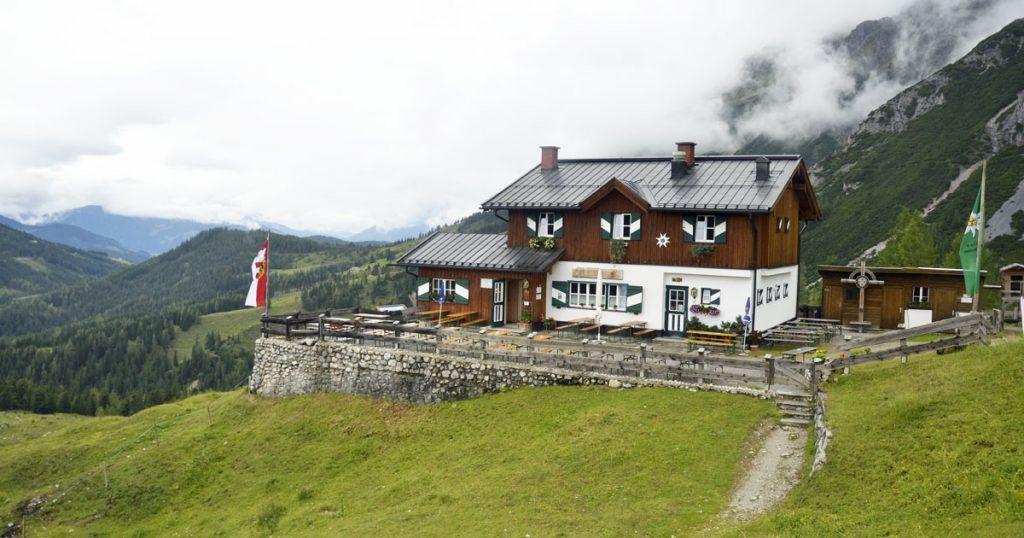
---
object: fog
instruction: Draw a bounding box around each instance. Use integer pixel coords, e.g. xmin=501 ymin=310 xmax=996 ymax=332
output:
xmin=0 ymin=0 xmax=1020 ymax=236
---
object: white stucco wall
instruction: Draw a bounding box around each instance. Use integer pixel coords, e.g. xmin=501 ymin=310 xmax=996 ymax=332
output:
xmin=752 ymin=265 xmax=799 ymax=332
xmin=545 ymin=261 xmax=798 ymax=333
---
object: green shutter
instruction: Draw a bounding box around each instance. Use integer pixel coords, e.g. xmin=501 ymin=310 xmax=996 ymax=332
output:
xmin=553 ymin=213 xmax=564 ymax=238
xmin=416 ymin=277 xmax=431 ymax=301
xmin=713 ymin=214 xmax=728 ymax=244
xmin=626 ymin=285 xmax=643 ymax=313
xmin=682 ymin=215 xmax=695 ymax=242
xmin=551 ymin=281 xmax=568 ymax=308
xmin=706 ymin=288 xmax=721 ymax=305
xmin=629 ymin=213 xmax=642 ymax=241
xmin=526 ymin=213 xmax=538 ymax=237
xmin=600 ymin=212 xmax=612 ymax=239
xmin=453 ymin=279 xmax=470 ymax=304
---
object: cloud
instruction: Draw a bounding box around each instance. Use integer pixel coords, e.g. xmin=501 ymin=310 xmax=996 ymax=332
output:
xmin=0 ymin=0 xmax=1018 ymax=235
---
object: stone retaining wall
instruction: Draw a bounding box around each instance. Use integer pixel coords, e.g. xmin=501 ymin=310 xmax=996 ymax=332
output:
xmin=249 ymin=338 xmax=767 ymax=403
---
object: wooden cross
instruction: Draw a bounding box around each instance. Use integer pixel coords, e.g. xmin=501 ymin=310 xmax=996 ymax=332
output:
xmin=840 ymin=261 xmax=885 ymax=326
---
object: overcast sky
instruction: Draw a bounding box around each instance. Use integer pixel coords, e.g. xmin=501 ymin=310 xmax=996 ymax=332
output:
xmin=0 ymin=1 xmax=1020 ymax=236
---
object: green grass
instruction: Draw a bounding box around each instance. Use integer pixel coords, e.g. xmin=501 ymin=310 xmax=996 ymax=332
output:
xmin=169 ymin=291 xmax=302 ymax=357
xmin=1 ymin=386 xmax=773 ymax=536
xmin=735 ymin=339 xmax=1024 ymax=536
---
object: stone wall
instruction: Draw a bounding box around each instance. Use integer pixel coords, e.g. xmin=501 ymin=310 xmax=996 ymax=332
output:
xmin=249 ymin=338 xmax=766 ymax=403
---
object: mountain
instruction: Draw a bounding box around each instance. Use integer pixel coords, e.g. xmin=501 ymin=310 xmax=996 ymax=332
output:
xmin=343 ymin=223 xmax=431 ymax=243
xmin=49 ymin=205 xmax=218 ymax=256
xmin=803 ymin=18 xmax=1024 ymax=274
xmin=0 ymin=228 xmax=391 ymax=336
xmin=0 ymin=215 xmax=149 ymax=263
xmin=0 ymin=223 xmax=124 ymax=302
xmin=723 ymin=0 xmax=1013 ymax=164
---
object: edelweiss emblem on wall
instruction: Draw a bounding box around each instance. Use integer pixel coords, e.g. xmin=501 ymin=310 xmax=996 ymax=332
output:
xmin=656 ymin=233 xmax=670 ymax=248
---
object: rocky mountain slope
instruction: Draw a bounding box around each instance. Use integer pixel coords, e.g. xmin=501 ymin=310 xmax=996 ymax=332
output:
xmin=803 ymin=17 xmax=1024 ymax=273
xmin=0 ymin=215 xmax=149 ymax=263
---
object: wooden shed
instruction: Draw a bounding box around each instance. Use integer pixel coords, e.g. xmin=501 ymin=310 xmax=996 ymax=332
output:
xmin=818 ymin=265 xmax=984 ymax=330
xmin=999 ymin=263 xmax=1024 ymax=321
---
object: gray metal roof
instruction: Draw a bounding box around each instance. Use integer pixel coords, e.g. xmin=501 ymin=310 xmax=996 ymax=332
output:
xmin=480 ymin=155 xmax=803 ymax=212
xmin=394 ymin=233 xmax=563 ymax=272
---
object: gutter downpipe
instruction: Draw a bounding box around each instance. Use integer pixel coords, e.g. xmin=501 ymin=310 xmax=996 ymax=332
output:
xmin=749 ymin=213 xmax=759 ymax=334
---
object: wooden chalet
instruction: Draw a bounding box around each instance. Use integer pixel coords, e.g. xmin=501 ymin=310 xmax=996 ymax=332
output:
xmin=395 ymin=143 xmax=821 ymax=334
xmin=818 ymin=265 xmax=985 ymax=330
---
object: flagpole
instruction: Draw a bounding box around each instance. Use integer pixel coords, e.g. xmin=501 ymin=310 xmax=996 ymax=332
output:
xmin=972 ymin=161 xmax=986 ymax=313
xmin=265 ymin=231 xmax=271 ymax=317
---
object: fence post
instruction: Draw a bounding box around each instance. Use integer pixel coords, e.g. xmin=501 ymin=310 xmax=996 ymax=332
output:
xmin=810 ymin=362 xmax=819 ymax=400
xmin=764 ymin=355 xmax=775 ymax=388
xmin=318 ymin=314 xmax=325 ymax=342
xmin=435 ymin=331 xmax=442 ymax=354
xmin=527 ymin=334 xmax=535 ymax=366
xmin=285 ymin=321 xmax=292 ymax=340
xmin=639 ymin=343 xmax=647 ymax=379
xmin=900 ymin=337 xmax=908 ymax=365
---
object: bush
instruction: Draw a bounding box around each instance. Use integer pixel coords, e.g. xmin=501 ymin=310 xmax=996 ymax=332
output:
xmin=256 ymin=502 xmax=286 ymax=533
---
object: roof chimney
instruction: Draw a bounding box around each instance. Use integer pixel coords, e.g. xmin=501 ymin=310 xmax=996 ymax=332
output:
xmin=671 ymin=151 xmax=689 ymax=180
xmin=540 ymin=146 xmax=559 ymax=170
xmin=755 ymin=156 xmax=771 ymax=181
xmin=675 ymin=142 xmax=696 ymax=167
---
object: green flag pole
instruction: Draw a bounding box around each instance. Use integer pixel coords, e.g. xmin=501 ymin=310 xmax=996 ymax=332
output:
xmin=972 ymin=161 xmax=986 ymax=313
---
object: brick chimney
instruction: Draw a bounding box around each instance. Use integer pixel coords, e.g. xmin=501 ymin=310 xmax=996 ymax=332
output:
xmin=540 ymin=146 xmax=560 ymax=170
xmin=675 ymin=142 xmax=696 ymax=167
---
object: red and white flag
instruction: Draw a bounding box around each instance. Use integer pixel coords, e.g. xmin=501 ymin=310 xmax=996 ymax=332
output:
xmin=245 ymin=239 xmax=269 ymax=307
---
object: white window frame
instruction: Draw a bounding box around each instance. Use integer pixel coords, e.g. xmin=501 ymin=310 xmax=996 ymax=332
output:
xmin=912 ymin=286 xmax=930 ymax=304
xmin=612 ymin=213 xmax=633 ymax=240
xmin=700 ymin=288 xmax=714 ymax=304
xmin=765 ymin=287 xmax=773 ymax=303
xmin=538 ymin=212 xmax=556 ymax=238
xmin=568 ymin=281 xmax=598 ymax=308
xmin=1010 ymin=276 xmax=1022 ymax=295
xmin=431 ymin=278 xmax=456 ymax=300
xmin=667 ymin=288 xmax=687 ymax=312
xmin=695 ymin=215 xmax=716 ymax=243
xmin=603 ymin=283 xmax=627 ymax=311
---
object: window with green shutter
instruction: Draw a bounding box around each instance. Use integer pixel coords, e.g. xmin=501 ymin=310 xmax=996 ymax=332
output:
xmin=626 ymin=285 xmax=643 ymax=313
xmin=600 ymin=213 xmax=613 ymax=240
xmin=551 ymin=281 xmax=569 ymax=308
xmin=453 ymin=279 xmax=470 ymax=304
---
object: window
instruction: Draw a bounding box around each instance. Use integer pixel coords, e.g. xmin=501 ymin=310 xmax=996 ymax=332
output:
xmin=783 ymin=283 xmax=789 ymax=298
xmin=431 ymin=278 xmax=456 ymax=300
xmin=603 ymin=283 xmax=627 ymax=311
xmin=668 ymin=289 xmax=687 ymax=312
xmin=701 ymin=288 xmax=714 ymax=304
xmin=695 ymin=215 xmax=716 ymax=243
xmin=538 ymin=212 xmax=556 ymax=237
xmin=785 ymin=218 xmax=792 ymax=233
xmin=612 ymin=213 xmax=633 ymax=240
xmin=766 ymin=287 xmax=773 ymax=303
xmin=569 ymin=281 xmax=598 ymax=308
xmin=912 ymin=286 xmax=930 ymax=305
xmin=756 ymin=289 xmax=764 ymax=305
xmin=775 ymin=285 xmax=781 ymax=300
xmin=1010 ymin=275 xmax=1023 ymax=295
xmin=776 ymin=217 xmax=783 ymax=232
xmin=845 ymin=287 xmax=858 ymax=301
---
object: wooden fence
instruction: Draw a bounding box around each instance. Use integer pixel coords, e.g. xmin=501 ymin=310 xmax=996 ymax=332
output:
xmin=828 ymin=312 xmax=993 ymax=370
xmin=259 ymin=314 xmax=816 ymax=393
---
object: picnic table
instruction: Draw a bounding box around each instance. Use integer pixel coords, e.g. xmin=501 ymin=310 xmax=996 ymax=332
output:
xmin=555 ymin=316 xmax=596 ymax=332
xmin=606 ymin=320 xmax=647 ymax=336
xmin=440 ymin=311 xmax=478 ymax=325
xmin=416 ymin=308 xmax=447 ymax=318
xmin=848 ymin=320 xmax=872 ymax=333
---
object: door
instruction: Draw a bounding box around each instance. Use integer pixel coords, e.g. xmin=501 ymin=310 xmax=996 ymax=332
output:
xmin=491 ymin=280 xmax=506 ymax=326
xmin=932 ymin=287 xmax=958 ymax=321
xmin=664 ymin=286 xmax=688 ymax=336
xmin=882 ymin=286 xmax=905 ymax=329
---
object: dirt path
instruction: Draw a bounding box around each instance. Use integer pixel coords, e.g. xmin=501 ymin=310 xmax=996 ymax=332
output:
xmin=720 ymin=421 xmax=807 ymax=523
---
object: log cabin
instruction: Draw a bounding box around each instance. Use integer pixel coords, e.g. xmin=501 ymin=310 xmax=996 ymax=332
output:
xmin=395 ymin=143 xmax=822 ymax=335
xmin=818 ymin=265 xmax=985 ymax=330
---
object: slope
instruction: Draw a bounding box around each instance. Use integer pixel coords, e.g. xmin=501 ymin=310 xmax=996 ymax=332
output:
xmin=0 ymin=386 xmax=773 ymax=536
xmin=0 ymin=223 xmax=123 ymax=302
xmin=735 ymin=338 xmax=1024 ymax=536
xmin=0 ymin=215 xmax=149 ymax=263
xmin=803 ymin=18 xmax=1024 ymax=273
xmin=0 ymin=228 xmax=387 ymax=336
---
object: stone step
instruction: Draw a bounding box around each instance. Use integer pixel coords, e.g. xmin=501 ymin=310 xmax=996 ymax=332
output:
xmin=781 ymin=409 xmax=813 ymax=419
xmin=775 ymin=387 xmax=812 ymax=398
xmin=780 ymin=417 xmax=811 ymax=426
xmin=779 ymin=405 xmax=813 ymax=416
xmin=778 ymin=401 xmax=812 ymax=411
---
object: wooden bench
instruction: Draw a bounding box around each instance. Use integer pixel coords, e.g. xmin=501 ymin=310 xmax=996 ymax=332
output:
xmin=848 ymin=320 xmax=873 ymax=333
xmin=633 ymin=329 xmax=658 ymax=338
xmin=440 ymin=311 xmax=477 ymax=325
xmin=684 ymin=330 xmax=740 ymax=351
xmin=461 ymin=318 xmax=486 ymax=327
xmin=580 ymin=324 xmax=600 ymax=333
xmin=782 ymin=346 xmax=818 ymax=361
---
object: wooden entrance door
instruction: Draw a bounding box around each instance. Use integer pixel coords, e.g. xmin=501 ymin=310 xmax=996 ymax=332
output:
xmin=664 ymin=286 xmax=688 ymax=336
xmin=932 ymin=287 xmax=958 ymax=321
xmin=882 ymin=286 xmax=905 ymax=329
xmin=491 ymin=280 xmax=506 ymax=326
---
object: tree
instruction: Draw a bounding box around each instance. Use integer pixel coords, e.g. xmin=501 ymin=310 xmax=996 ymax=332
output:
xmin=876 ymin=209 xmax=938 ymax=267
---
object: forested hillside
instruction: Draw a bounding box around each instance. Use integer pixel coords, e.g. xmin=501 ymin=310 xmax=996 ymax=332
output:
xmin=0 ymin=224 xmax=124 ymax=302
xmin=803 ymin=18 xmax=1024 ymax=275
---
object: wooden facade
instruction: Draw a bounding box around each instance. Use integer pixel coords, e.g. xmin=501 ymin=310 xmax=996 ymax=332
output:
xmin=506 ymin=177 xmax=804 ymax=271
xmin=819 ymin=266 xmax=980 ymax=329
xmin=415 ymin=267 xmax=548 ymax=325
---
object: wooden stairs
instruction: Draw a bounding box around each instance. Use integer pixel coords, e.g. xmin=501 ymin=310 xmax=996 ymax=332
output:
xmin=775 ymin=387 xmax=814 ymax=426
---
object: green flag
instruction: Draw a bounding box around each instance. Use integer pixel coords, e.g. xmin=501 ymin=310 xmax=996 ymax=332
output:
xmin=958 ymin=186 xmax=983 ymax=295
